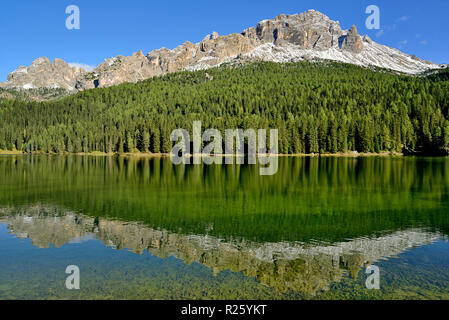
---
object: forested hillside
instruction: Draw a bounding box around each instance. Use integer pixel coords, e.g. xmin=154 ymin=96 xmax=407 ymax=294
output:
xmin=0 ymin=61 xmax=448 ymax=155
xmin=0 ymin=86 xmax=69 ymax=102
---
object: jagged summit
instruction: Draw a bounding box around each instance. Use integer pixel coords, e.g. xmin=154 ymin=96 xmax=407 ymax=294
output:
xmin=0 ymin=57 xmax=86 ymax=91
xmin=0 ymin=10 xmax=443 ymax=95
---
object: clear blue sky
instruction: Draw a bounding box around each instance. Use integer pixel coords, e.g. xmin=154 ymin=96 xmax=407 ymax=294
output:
xmin=0 ymin=0 xmax=448 ymax=81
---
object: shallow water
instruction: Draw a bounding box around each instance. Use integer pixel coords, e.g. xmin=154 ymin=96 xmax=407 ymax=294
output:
xmin=0 ymin=155 xmax=448 ymax=299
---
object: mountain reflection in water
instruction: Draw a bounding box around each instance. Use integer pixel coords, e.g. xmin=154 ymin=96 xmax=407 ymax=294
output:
xmin=0 ymin=205 xmax=443 ymax=296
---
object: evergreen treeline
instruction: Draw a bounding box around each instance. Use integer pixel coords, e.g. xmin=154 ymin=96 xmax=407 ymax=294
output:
xmin=0 ymin=86 xmax=69 ymax=102
xmin=0 ymin=61 xmax=448 ymax=155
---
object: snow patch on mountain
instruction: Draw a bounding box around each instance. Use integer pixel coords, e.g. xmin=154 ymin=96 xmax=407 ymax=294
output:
xmin=245 ymin=41 xmax=441 ymax=74
xmin=22 ymin=83 xmax=35 ymax=90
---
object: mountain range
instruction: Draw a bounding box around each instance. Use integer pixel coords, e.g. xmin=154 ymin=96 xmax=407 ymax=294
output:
xmin=0 ymin=10 xmax=445 ymax=98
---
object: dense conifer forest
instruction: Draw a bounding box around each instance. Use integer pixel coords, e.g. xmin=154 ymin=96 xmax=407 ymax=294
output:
xmin=0 ymin=61 xmax=448 ymax=155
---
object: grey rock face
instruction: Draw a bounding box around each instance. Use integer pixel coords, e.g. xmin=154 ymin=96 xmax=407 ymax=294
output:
xmin=3 ymin=57 xmax=86 ymax=91
xmin=252 ymin=11 xmax=344 ymax=50
xmin=340 ymin=25 xmax=364 ymax=53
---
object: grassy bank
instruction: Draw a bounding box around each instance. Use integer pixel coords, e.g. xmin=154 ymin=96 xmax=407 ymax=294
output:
xmin=0 ymin=150 xmax=23 ymax=155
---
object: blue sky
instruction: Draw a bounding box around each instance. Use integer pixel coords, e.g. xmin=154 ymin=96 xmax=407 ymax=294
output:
xmin=0 ymin=0 xmax=448 ymax=81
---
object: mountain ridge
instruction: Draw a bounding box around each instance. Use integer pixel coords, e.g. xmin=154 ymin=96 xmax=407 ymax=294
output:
xmin=0 ymin=10 xmax=445 ymax=97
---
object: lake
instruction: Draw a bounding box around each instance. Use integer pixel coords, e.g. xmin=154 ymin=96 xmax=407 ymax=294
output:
xmin=0 ymin=155 xmax=448 ymax=299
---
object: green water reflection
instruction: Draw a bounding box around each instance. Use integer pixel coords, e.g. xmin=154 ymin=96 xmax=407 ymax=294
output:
xmin=0 ymin=155 xmax=448 ymax=299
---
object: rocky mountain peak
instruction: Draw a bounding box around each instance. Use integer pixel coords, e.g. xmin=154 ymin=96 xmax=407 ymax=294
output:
xmin=133 ymin=50 xmax=145 ymax=58
xmin=203 ymin=32 xmax=220 ymax=41
xmin=340 ymin=25 xmax=364 ymax=53
xmin=3 ymin=57 xmax=86 ymax=91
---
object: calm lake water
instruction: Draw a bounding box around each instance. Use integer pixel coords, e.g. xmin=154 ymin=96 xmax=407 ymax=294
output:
xmin=0 ymin=155 xmax=448 ymax=300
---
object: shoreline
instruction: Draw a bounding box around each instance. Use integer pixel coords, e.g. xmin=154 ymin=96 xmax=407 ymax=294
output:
xmin=0 ymin=150 xmax=418 ymax=158
xmin=3 ymin=150 xmax=448 ymax=158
